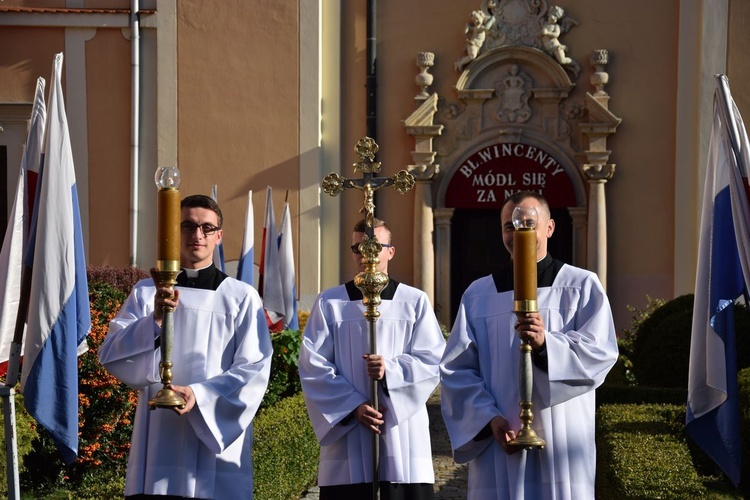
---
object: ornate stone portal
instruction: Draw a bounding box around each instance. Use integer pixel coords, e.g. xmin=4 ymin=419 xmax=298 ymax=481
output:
xmin=403 ymin=1 xmax=621 ymax=326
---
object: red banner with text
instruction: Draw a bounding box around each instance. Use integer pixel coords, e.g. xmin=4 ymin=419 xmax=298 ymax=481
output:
xmin=446 ymin=142 xmax=577 ymax=208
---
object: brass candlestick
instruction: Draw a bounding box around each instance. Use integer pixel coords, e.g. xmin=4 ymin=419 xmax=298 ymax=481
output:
xmin=148 ymin=166 xmax=185 ymax=410
xmin=508 ymin=205 xmax=546 ymax=449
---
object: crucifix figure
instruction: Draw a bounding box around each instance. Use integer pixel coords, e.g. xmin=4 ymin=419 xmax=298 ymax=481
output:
xmin=321 ymin=136 xmax=415 ymax=499
xmin=322 ymin=136 xmax=415 ymax=327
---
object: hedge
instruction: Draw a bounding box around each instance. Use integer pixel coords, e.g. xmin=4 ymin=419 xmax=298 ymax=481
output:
xmin=252 ymin=392 xmax=318 ymax=499
xmin=596 ymin=403 xmax=708 ymax=499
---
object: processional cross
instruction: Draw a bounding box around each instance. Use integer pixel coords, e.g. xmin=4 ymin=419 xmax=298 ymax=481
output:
xmin=321 ymin=136 xmax=414 ymax=499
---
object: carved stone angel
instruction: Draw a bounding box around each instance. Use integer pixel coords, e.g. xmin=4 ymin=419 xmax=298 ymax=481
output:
xmin=541 ymin=5 xmax=581 ymax=76
xmin=455 ymin=9 xmax=496 ymax=72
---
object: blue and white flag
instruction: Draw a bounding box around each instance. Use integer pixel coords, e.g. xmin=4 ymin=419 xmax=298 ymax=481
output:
xmin=21 ymin=53 xmax=90 ymax=465
xmin=259 ymin=186 xmax=284 ymax=327
xmin=0 ymin=76 xmax=45 ymax=378
xmin=686 ymin=74 xmax=750 ymax=487
xmin=278 ymin=200 xmax=298 ymax=330
xmin=236 ymin=190 xmax=255 ymax=288
xmin=210 ymin=184 xmax=226 ymax=273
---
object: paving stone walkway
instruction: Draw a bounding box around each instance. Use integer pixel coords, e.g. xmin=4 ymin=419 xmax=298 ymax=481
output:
xmin=298 ymin=385 xmax=468 ymax=499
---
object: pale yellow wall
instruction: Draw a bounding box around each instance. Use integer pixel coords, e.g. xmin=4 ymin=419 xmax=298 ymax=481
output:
xmin=728 ymin=0 xmax=750 ymax=118
xmin=577 ymin=0 xmax=680 ymax=323
xmin=85 ymin=28 xmax=131 ymax=266
xmin=339 ymin=1 xmax=369 ymax=279
xmin=175 ymin=0 xmax=300 ymax=270
xmin=0 ymin=28 xmax=65 ymax=101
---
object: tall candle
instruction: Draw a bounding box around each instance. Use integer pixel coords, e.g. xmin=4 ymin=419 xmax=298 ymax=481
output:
xmin=513 ymin=228 xmax=537 ymax=310
xmin=157 ymin=187 xmax=181 ymax=262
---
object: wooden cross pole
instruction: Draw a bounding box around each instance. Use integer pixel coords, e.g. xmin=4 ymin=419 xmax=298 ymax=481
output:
xmin=321 ymin=136 xmax=414 ymax=499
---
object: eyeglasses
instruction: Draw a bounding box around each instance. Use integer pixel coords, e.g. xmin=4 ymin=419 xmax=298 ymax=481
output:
xmin=350 ymin=243 xmax=392 ymax=255
xmin=180 ymin=221 xmax=221 ymax=236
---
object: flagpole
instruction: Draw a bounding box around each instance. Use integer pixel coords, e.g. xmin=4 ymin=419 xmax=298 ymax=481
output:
xmin=717 ymin=76 xmax=742 ymax=156
xmin=321 ymin=137 xmax=414 ymax=499
xmin=1 ymin=268 xmax=27 ymax=500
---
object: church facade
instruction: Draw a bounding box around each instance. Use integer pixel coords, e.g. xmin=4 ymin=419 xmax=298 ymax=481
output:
xmin=0 ymin=0 xmax=748 ymax=330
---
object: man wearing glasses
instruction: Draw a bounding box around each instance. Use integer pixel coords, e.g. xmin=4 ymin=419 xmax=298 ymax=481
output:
xmin=299 ymin=218 xmax=446 ymax=499
xmin=99 ymin=194 xmax=272 ymax=499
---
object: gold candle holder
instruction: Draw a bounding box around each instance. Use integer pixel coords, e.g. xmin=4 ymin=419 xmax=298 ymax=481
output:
xmin=508 ymin=205 xmax=546 ymax=449
xmin=149 ymin=166 xmax=185 ymax=410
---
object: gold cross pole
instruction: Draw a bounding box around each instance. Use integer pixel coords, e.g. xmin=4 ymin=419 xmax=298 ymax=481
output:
xmin=321 ymin=137 xmax=414 ymax=499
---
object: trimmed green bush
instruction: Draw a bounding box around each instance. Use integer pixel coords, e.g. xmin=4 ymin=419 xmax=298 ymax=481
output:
xmin=253 ymin=392 xmax=318 ymax=499
xmin=597 ymin=385 xmax=686 ymax=407
xmin=596 ymin=403 xmax=708 ymax=499
xmin=629 ymin=294 xmax=750 ymax=388
xmin=629 ymin=295 xmax=695 ymax=387
xmin=609 ymin=295 xmax=666 ymax=388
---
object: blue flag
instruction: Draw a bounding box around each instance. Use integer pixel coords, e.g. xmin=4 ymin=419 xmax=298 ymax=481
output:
xmin=686 ymin=74 xmax=750 ymax=487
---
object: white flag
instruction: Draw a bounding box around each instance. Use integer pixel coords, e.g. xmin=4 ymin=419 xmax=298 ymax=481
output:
xmin=278 ymin=201 xmax=298 ymax=330
xmin=236 ymin=190 xmax=255 ymax=287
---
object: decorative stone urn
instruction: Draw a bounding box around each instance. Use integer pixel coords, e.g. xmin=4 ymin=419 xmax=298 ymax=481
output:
xmin=415 ymin=52 xmax=435 ymax=99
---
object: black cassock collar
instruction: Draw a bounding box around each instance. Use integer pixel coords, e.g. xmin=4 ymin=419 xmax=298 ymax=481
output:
xmin=345 ymin=278 xmax=400 ymax=301
xmin=491 ymin=253 xmax=564 ymax=293
xmin=176 ymin=265 xmax=228 ymax=291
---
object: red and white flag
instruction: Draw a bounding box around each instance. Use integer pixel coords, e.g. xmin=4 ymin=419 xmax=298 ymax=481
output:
xmin=258 ymin=186 xmax=284 ymax=327
xmin=0 ymin=76 xmax=46 ymax=378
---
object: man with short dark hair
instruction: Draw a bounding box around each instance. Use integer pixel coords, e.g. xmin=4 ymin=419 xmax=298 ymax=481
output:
xmin=299 ymin=218 xmax=445 ymax=500
xmin=440 ymin=191 xmax=619 ymax=499
xmin=99 ymin=194 xmax=272 ymax=499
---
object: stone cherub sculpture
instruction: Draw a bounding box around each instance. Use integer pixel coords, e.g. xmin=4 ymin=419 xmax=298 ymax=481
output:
xmin=455 ymin=9 xmax=495 ymax=72
xmin=541 ymin=5 xmax=581 ymax=76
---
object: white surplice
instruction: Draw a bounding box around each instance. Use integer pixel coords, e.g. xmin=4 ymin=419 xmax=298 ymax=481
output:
xmin=440 ymin=263 xmax=619 ymax=500
xmin=99 ymin=276 xmax=272 ymax=499
xmin=299 ymin=280 xmax=446 ymax=486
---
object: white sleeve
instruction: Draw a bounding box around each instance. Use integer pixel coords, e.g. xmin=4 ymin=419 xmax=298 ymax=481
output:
xmin=98 ymin=281 xmax=161 ymax=389
xmin=298 ymin=294 xmax=369 ymax=446
xmin=188 ymin=290 xmax=273 ymax=453
xmin=383 ymin=292 xmax=445 ymax=424
xmin=440 ymin=298 xmax=502 ymax=464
